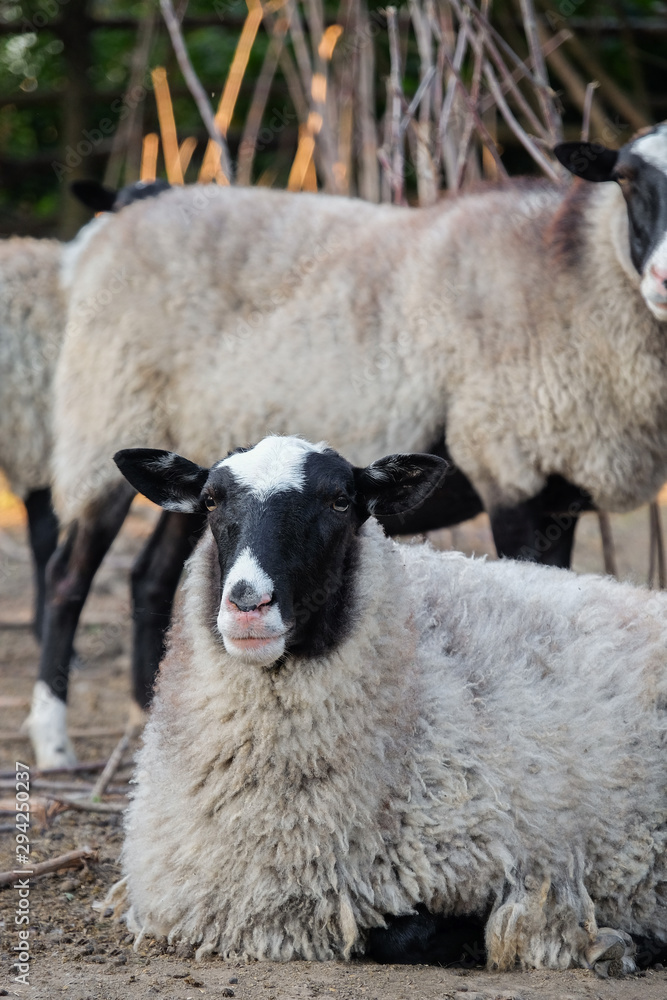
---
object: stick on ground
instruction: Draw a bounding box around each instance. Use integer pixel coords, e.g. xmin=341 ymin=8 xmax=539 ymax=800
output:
xmin=91 ymin=733 xmax=131 ymax=801
xmin=0 ymin=847 xmax=98 ymax=888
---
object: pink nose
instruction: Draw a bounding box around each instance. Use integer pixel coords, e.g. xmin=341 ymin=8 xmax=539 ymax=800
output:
xmin=650 ymin=264 xmax=667 ymax=287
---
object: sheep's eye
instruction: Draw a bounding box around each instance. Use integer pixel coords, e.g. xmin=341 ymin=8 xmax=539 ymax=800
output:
xmin=332 ymin=496 xmax=349 ymax=512
xmin=205 ymin=494 xmax=217 ymax=511
xmin=614 ymin=170 xmax=634 ymax=189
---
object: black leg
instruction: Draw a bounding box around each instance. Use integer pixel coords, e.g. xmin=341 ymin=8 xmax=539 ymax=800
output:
xmin=489 ymin=499 xmax=543 ymax=562
xmin=377 ymin=436 xmax=484 ymax=536
xmin=131 ymin=510 xmax=207 ymax=708
xmin=38 ymin=481 xmax=136 ymax=703
xmin=24 ymin=487 xmax=59 ymax=641
xmin=490 ymin=476 xmax=590 ymax=569
xmin=366 ymin=908 xmax=487 ymax=966
xmin=536 ymin=510 xmax=579 ymax=567
xmin=490 ymin=503 xmax=580 ymax=567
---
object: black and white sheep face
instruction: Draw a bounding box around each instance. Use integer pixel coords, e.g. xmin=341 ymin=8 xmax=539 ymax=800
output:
xmin=555 ymin=123 xmax=667 ymax=321
xmin=114 ymin=436 xmax=447 ymax=667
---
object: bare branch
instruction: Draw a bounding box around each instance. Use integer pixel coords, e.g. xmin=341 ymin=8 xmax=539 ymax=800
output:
xmin=440 ymin=47 xmax=509 ymax=181
xmin=517 ymin=0 xmax=562 ymax=143
xmin=237 ymin=17 xmax=288 ymax=185
xmin=356 ymin=0 xmax=380 ymax=202
xmin=596 ymin=512 xmax=618 ymax=578
xmin=160 ymin=0 xmax=233 ymax=182
xmin=649 ymin=502 xmax=666 ymax=590
xmin=384 ymin=6 xmax=406 ymax=204
xmin=581 ymin=80 xmax=599 ymax=142
xmin=0 ymin=848 xmax=98 ymax=888
xmin=484 ymin=63 xmax=560 ymax=181
xmin=91 ymin=734 xmax=131 ymax=801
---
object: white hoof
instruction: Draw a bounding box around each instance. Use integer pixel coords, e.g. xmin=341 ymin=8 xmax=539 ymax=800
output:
xmin=23 ymin=680 xmax=77 ymax=768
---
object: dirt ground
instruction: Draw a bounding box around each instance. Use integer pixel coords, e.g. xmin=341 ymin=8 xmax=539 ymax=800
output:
xmin=2 ymin=490 xmax=667 ymax=1000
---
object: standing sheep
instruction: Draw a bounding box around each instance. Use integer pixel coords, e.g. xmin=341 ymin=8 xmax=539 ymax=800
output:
xmin=0 ymin=235 xmax=65 ymax=639
xmin=1 ymin=182 xmax=174 ymax=768
xmin=110 ymin=434 xmax=667 ymax=970
xmin=30 ymin=123 xmax=667 ymax=767
xmin=0 ymin=180 xmax=171 ymax=641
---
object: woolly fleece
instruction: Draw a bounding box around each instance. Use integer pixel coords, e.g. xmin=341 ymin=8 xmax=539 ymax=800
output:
xmin=119 ymin=521 xmax=667 ymax=968
xmin=53 ymin=180 xmax=667 ymax=523
xmin=0 ymin=237 xmax=64 ymax=497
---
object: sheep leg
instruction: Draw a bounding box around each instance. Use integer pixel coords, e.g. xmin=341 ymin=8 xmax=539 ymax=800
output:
xmin=490 ymin=501 xmax=579 ymax=568
xmin=26 ymin=481 xmax=136 ymax=768
xmin=377 ymin=436 xmax=484 ymax=536
xmin=535 ymin=510 xmax=579 ymax=567
xmin=24 ymin=487 xmax=59 ymax=641
xmin=130 ymin=510 xmax=207 ymax=709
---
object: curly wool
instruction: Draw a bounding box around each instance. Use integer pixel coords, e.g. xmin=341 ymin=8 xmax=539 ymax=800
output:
xmin=0 ymin=237 xmax=64 ymax=497
xmin=119 ymin=521 xmax=667 ymax=967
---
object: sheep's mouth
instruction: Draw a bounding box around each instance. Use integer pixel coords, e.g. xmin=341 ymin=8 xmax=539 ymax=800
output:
xmin=221 ymin=629 xmax=289 ymax=664
xmin=646 ymin=296 xmax=667 ymax=320
xmin=225 ymin=635 xmax=285 ymax=649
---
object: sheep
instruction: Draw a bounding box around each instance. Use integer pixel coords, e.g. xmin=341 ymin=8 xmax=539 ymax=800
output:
xmin=30 ymin=123 xmax=667 ymax=767
xmin=0 ymin=179 xmax=171 ymax=644
xmin=108 ymin=433 xmax=667 ymax=971
xmin=0 ymin=235 xmax=64 ymax=639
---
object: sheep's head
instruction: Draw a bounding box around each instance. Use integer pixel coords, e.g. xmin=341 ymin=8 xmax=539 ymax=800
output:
xmin=554 ymin=122 xmax=667 ymax=321
xmin=114 ymin=436 xmax=447 ymax=666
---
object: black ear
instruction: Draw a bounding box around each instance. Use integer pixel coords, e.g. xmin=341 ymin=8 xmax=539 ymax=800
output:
xmin=71 ymin=180 xmax=118 ymax=212
xmin=113 ymin=448 xmax=209 ymax=512
xmin=354 ymin=454 xmax=449 ymax=518
xmin=553 ymin=142 xmax=619 ymax=182
xmin=112 ymin=178 xmax=171 ymax=211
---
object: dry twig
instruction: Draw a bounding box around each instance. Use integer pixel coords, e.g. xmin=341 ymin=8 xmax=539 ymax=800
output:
xmin=45 ymin=794 xmax=127 ymax=814
xmin=383 ymin=6 xmax=406 ymax=204
xmin=517 ymin=0 xmax=562 ymax=143
xmin=649 ymin=501 xmax=666 ymax=590
xmin=105 ymin=5 xmax=156 ymax=187
xmin=160 ymin=0 xmax=234 ymax=182
xmin=441 ymin=48 xmax=508 ymax=180
xmin=0 ymin=847 xmax=98 ymax=888
xmin=484 ymin=63 xmax=559 ymax=182
xmin=596 ymin=513 xmax=618 ymax=579
xmin=91 ymin=734 xmax=131 ymax=801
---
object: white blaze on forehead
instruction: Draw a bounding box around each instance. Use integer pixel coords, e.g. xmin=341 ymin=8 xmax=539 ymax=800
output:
xmin=217 ymin=435 xmax=328 ymax=499
xmin=633 ymin=126 xmax=667 ymax=175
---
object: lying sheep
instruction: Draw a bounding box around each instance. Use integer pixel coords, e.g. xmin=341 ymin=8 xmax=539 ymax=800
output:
xmin=32 ymin=123 xmax=667 ymax=767
xmin=110 ymin=434 xmax=667 ymax=970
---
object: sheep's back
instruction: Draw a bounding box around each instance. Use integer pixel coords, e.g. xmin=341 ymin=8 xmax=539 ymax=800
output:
xmin=53 ymin=185 xmax=459 ymax=521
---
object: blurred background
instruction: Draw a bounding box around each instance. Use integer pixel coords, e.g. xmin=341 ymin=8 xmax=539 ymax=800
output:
xmin=0 ymin=0 xmax=665 ymax=238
